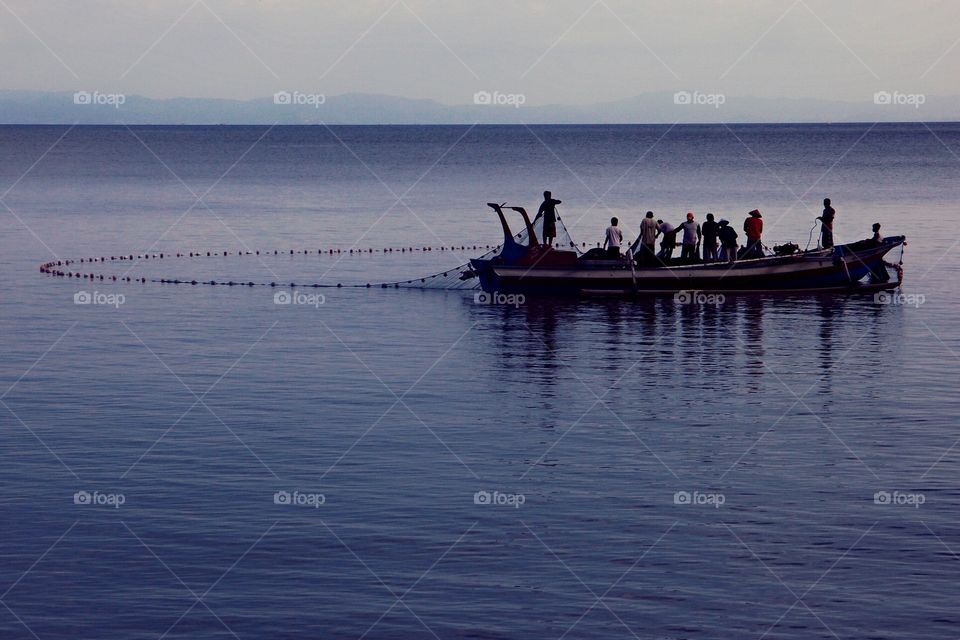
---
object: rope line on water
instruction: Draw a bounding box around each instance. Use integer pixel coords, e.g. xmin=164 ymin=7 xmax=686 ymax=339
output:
xmin=38 ymin=216 xmax=586 ymax=290
xmin=38 ymin=245 xmax=504 ymax=290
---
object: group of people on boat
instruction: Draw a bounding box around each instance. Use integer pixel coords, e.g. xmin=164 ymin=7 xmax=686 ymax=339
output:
xmin=603 ymin=208 xmax=767 ymax=265
xmin=533 ymin=191 xmax=878 ymax=267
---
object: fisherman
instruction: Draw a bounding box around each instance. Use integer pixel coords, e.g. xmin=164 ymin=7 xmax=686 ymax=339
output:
xmin=701 ymin=213 xmax=719 ymax=262
xmin=537 ymin=190 xmax=562 ymax=247
xmin=718 ymin=219 xmax=738 ymax=263
xmin=656 ymin=219 xmax=678 ymax=261
xmin=676 ymin=212 xmax=702 ymax=263
xmin=818 ymin=198 xmax=835 ymax=248
xmin=743 ymin=209 xmax=764 ymax=259
xmin=638 ymin=211 xmax=659 ymax=266
xmin=869 ymin=223 xmax=891 ymax=282
xmin=604 ymin=217 xmax=623 ymax=258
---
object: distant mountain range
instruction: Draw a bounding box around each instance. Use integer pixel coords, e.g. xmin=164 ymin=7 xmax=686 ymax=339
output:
xmin=0 ymin=90 xmax=956 ymax=124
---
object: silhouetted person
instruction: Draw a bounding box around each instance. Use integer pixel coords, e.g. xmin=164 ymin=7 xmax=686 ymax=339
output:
xmin=677 ymin=212 xmax=702 ymax=263
xmin=537 ymin=191 xmax=562 ymax=247
xmin=604 ymin=217 xmax=623 ymax=258
xmin=818 ymin=198 xmax=835 ymax=248
xmin=869 ymin=223 xmax=891 ymax=282
xmin=702 ymin=213 xmax=719 ymax=262
xmin=638 ymin=211 xmax=658 ymax=266
xmin=718 ymin=219 xmax=738 ymax=263
xmin=743 ymin=209 xmax=764 ymax=259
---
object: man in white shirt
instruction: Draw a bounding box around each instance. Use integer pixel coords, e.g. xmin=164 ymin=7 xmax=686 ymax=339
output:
xmin=657 ymin=220 xmax=677 ymax=260
xmin=604 ymin=217 xmax=623 ymax=258
xmin=677 ymin=212 xmax=702 ymax=263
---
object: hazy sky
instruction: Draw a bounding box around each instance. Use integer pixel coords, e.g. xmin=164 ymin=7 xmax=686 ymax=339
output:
xmin=2 ymin=0 xmax=958 ymax=105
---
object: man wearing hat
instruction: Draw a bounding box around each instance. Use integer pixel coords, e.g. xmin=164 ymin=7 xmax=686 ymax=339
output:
xmin=718 ymin=219 xmax=738 ymax=263
xmin=743 ymin=209 xmax=764 ymax=259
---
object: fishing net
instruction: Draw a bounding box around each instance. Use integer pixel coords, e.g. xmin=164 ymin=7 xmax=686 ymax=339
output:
xmin=391 ymin=212 xmax=582 ymax=289
xmin=39 ymin=214 xmax=583 ymax=291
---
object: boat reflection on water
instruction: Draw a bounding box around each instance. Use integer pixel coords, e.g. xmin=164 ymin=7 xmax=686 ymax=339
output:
xmin=465 ymin=293 xmax=904 ymax=420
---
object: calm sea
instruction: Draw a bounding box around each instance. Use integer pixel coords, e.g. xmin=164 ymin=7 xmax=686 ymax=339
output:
xmin=1 ymin=124 xmax=959 ymax=639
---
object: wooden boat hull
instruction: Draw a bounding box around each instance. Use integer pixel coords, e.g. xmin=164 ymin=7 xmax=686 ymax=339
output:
xmin=471 ymin=237 xmax=905 ymax=296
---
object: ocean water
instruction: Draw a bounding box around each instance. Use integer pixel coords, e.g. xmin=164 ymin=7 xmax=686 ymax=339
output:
xmin=1 ymin=124 xmax=959 ymax=639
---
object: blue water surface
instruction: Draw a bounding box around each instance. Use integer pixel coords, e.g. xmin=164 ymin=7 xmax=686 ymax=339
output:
xmin=1 ymin=124 xmax=958 ymax=639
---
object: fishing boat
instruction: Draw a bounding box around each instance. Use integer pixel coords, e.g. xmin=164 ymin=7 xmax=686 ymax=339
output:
xmin=469 ymin=203 xmax=905 ymax=296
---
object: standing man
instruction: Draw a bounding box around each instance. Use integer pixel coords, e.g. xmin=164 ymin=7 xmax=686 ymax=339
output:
xmin=676 ymin=212 xmax=702 ymax=263
xmin=743 ymin=209 xmax=764 ymax=259
xmin=718 ymin=219 xmax=738 ymax=263
xmin=638 ymin=211 xmax=659 ymax=266
xmin=701 ymin=213 xmax=719 ymax=262
xmin=818 ymin=198 xmax=835 ymax=249
xmin=537 ymin=191 xmax=562 ymax=247
xmin=604 ymin=217 xmax=623 ymax=258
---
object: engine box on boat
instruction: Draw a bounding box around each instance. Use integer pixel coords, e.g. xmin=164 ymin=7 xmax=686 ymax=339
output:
xmin=518 ymin=248 xmax=579 ymax=267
